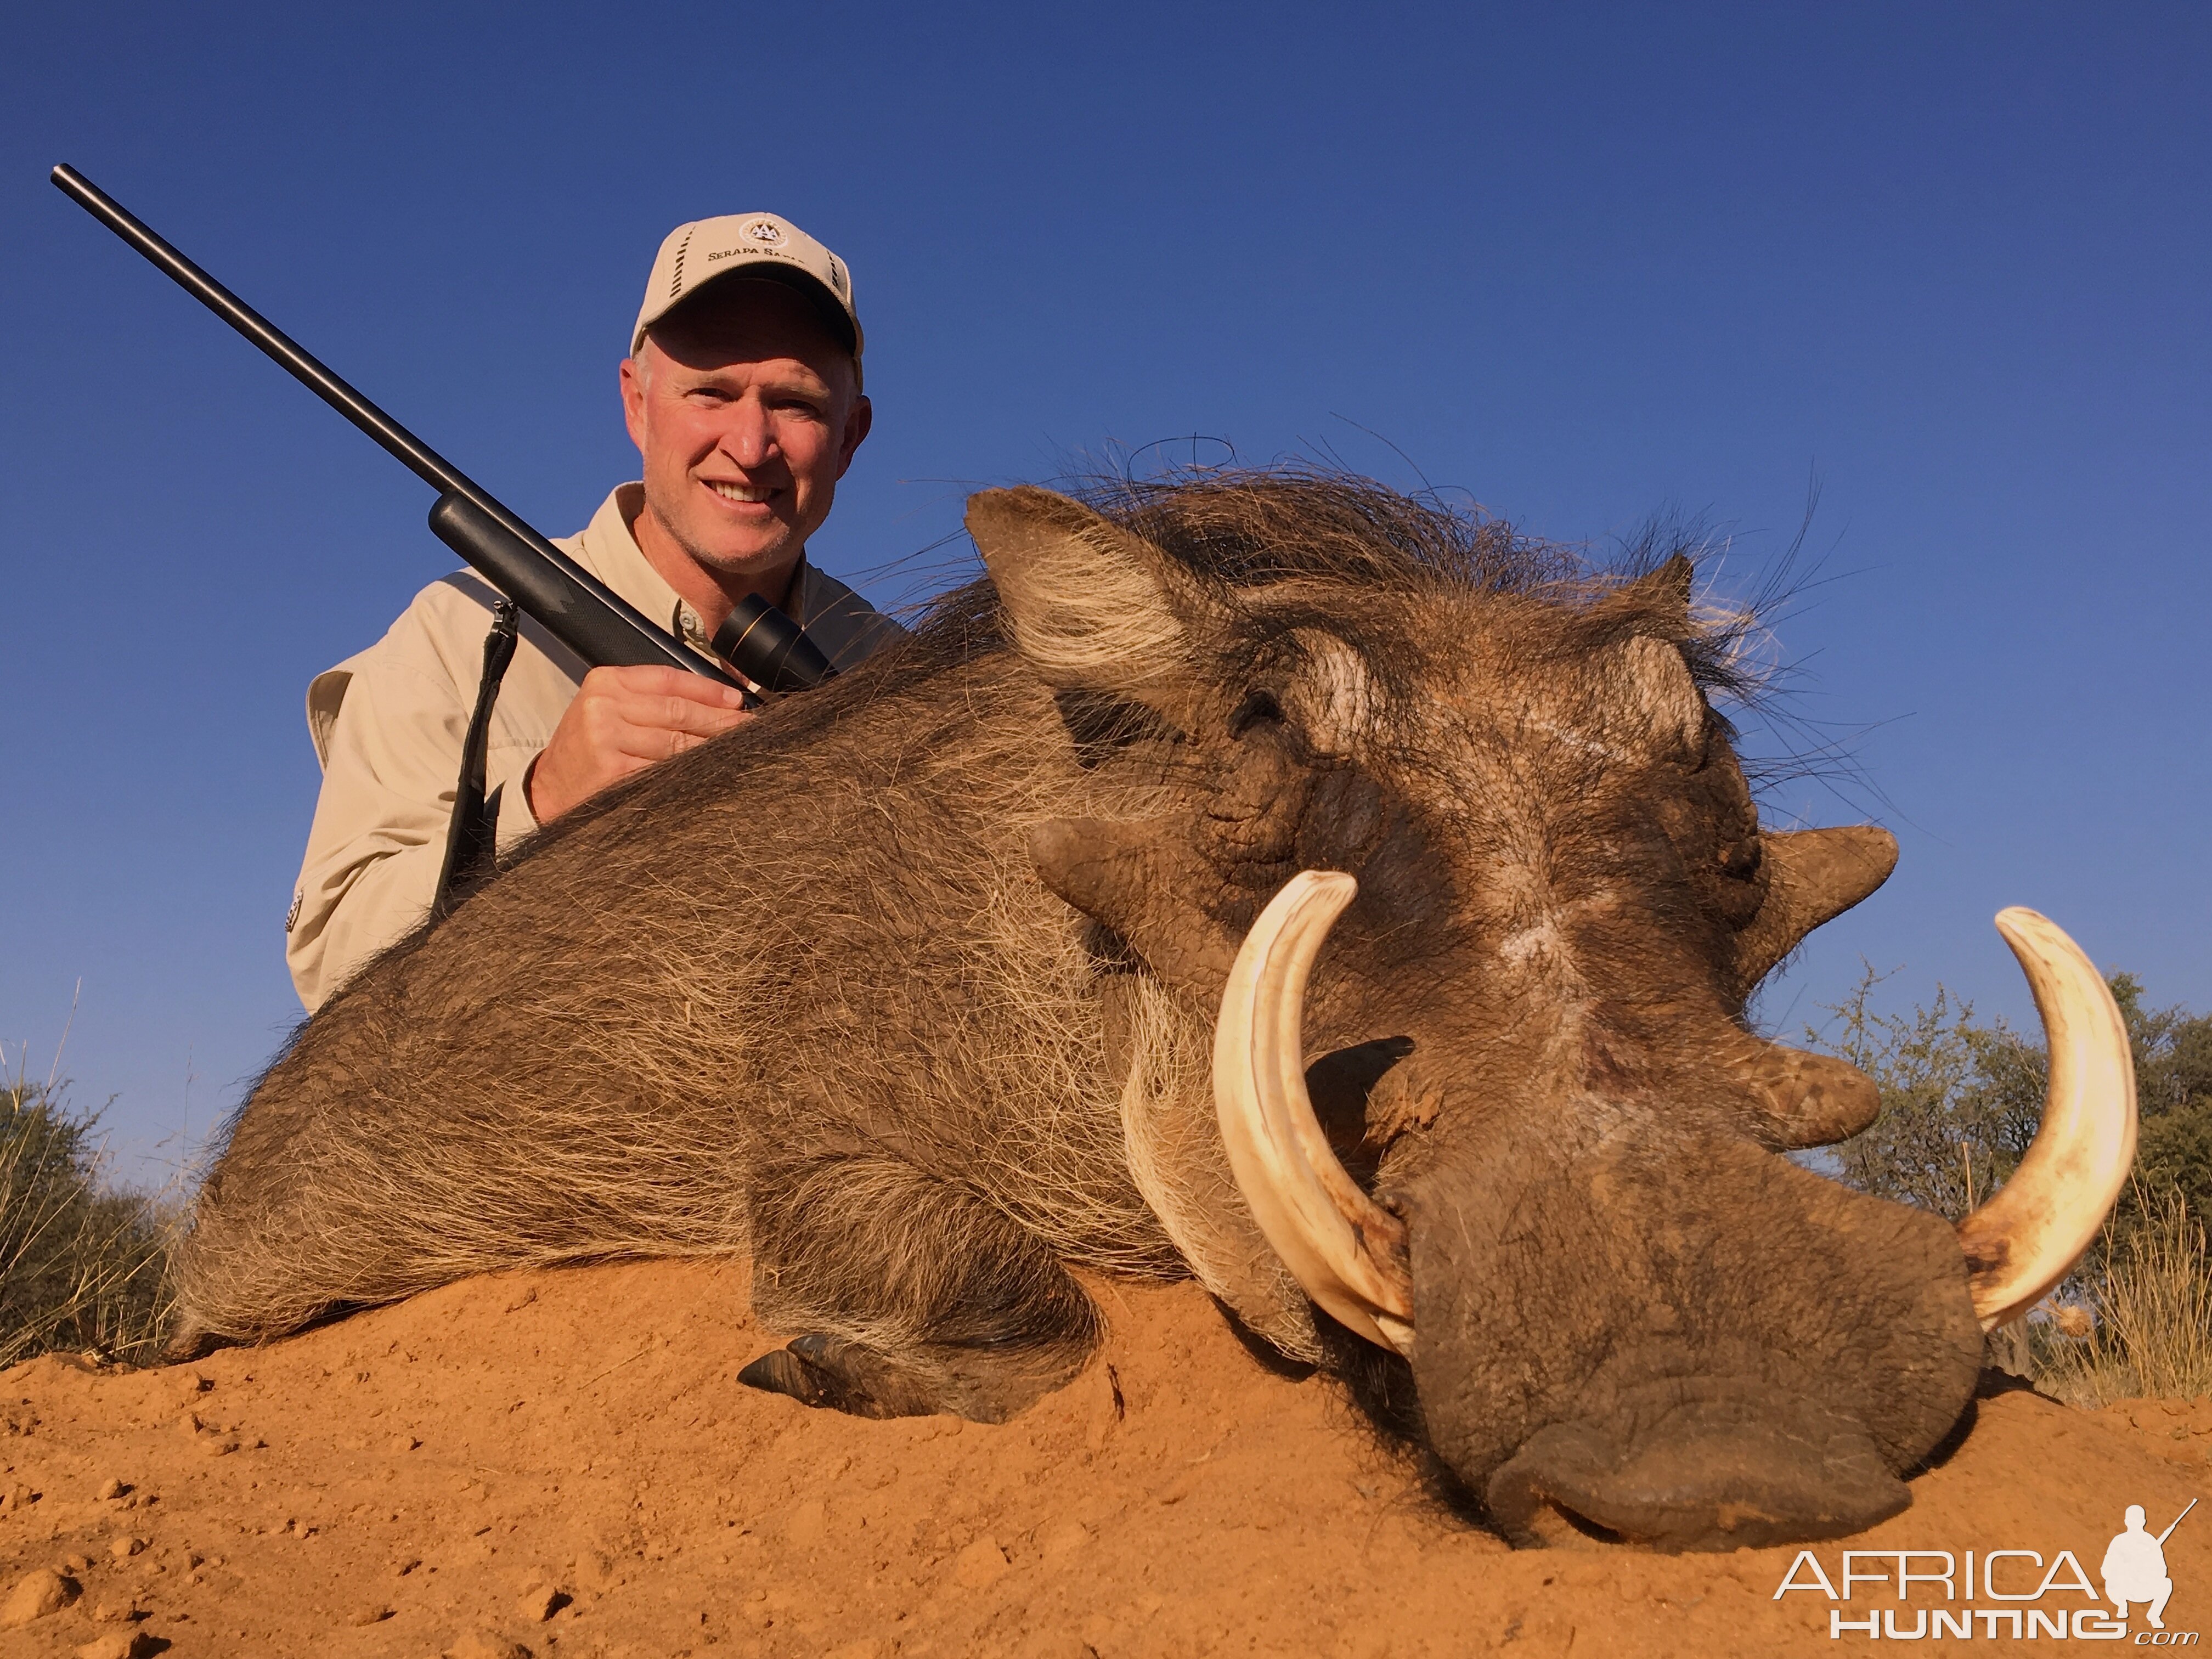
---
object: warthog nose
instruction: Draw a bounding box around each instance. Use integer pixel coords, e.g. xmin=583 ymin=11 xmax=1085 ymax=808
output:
xmin=1483 ymin=1381 xmax=1910 ymax=1552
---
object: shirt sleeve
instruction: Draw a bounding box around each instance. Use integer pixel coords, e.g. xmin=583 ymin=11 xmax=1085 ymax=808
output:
xmin=285 ymin=586 xmax=545 ymax=1012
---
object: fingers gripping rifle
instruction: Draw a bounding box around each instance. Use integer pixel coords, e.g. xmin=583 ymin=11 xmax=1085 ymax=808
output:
xmin=51 ymin=165 xmax=835 ymax=913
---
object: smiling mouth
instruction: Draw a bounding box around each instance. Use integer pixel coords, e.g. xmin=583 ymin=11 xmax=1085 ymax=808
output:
xmin=704 ymin=479 xmax=776 ymax=505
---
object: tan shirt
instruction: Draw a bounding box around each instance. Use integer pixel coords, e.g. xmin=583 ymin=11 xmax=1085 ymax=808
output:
xmin=287 ymin=483 xmax=899 ymax=1011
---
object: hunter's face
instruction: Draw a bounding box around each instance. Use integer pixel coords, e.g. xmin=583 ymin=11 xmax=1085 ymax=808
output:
xmin=621 ymin=280 xmax=868 ymax=585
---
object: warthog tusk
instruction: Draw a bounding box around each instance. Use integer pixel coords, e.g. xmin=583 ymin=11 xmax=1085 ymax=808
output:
xmin=1214 ymin=870 xmax=1415 ymax=1357
xmin=1956 ymin=908 xmax=2138 ymax=1331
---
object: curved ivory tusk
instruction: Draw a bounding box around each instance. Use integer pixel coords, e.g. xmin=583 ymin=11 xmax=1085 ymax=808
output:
xmin=1956 ymin=908 xmax=2138 ymax=1331
xmin=1213 ymin=870 xmax=1415 ymax=1357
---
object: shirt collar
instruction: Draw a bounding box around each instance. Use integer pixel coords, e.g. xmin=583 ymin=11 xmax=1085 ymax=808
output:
xmin=573 ymin=483 xmax=690 ymax=625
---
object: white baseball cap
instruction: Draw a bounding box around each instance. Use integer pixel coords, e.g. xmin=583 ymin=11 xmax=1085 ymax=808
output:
xmin=632 ymin=213 xmax=864 ymax=375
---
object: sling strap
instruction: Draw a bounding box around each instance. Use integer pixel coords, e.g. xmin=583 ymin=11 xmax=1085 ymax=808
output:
xmin=431 ymin=596 xmax=521 ymax=921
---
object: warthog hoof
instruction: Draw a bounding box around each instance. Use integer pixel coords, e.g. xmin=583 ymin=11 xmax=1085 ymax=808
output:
xmin=738 ymin=1330 xmax=1088 ymax=1424
xmin=740 ymin=1334 xmax=974 ymax=1421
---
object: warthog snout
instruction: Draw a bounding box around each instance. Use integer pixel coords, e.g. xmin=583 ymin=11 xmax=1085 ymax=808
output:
xmin=1395 ymin=1125 xmax=1985 ymax=1551
xmin=1483 ymin=1381 xmax=1907 ymax=1551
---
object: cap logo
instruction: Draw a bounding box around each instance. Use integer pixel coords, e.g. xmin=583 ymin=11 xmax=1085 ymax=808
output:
xmin=743 ymin=219 xmax=786 ymax=246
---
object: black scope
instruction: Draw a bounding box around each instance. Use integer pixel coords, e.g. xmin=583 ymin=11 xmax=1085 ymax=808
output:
xmin=713 ymin=595 xmax=836 ymax=694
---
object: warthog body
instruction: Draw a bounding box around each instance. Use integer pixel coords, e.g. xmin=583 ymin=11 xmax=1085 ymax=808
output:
xmin=182 ymin=472 xmax=1986 ymax=1549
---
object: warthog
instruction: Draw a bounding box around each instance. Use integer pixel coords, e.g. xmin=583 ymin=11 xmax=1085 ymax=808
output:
xmin=177 ymin=472 xmax=2132 ymax=1550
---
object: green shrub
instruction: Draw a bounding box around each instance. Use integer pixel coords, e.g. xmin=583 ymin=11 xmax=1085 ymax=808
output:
xmin=1805 ymin=967 xmax=2212 ymax=1401
xmin=0 ymin=1074 xmax=174 ymax=1368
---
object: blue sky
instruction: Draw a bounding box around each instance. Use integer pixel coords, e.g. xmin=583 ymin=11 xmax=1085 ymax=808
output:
xmin=2 ymin=3 xmax=2204 ymax=1180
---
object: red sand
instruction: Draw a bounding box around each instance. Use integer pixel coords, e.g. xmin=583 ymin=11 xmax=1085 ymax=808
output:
xmin=3 ymin=1259 xmax=2208 ymax=1657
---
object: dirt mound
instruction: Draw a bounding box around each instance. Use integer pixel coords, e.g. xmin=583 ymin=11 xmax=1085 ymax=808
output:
xmin=2 ymin=1261 xmax=2208 ymax=1657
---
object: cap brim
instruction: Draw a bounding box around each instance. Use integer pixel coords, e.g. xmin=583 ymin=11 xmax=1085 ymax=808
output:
xmin=632 ymin=260 xmax=861 ymax=360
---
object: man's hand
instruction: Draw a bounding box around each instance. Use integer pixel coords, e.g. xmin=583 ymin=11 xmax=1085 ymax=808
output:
xmin=527 ymin=665 xmax=752 ymax=822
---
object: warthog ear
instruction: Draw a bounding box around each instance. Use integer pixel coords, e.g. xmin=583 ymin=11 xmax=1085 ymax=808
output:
xmin=1596 ymin=552 xmax=1695 ymax=630
xmin=1585 ymin=555 xmax=1706 ymax=759
xmin=968 ymin=488 xmax=1209 ymax=695
xmin=1608 ymin=635 xmax=1705 ymax=762
xmin=1731 ymin=826 xmax=1899 ymax=995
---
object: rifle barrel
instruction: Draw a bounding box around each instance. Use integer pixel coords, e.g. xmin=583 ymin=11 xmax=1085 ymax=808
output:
xmin=49 ymin=163 xmax=737 ymax=688
xmin=2159 ymin=1498 xmax=2197 ymax=1543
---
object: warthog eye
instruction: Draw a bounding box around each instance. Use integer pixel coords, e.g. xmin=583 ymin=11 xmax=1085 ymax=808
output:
xmin=1051 ymin=689 xmax=1177 ymax=767
xmin=1230 ymin=687 xmax=1285 ymax=736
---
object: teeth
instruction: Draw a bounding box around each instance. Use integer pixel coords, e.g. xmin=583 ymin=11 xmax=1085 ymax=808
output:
xmin=706 ymin=481 xmax=772 ymax=504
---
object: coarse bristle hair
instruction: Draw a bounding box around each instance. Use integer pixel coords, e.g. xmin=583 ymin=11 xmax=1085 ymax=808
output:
xmin=871 ymin=464 xmax=1764 ymax=716
xmin=1079 ymin=464 xmax=1579 ymax=595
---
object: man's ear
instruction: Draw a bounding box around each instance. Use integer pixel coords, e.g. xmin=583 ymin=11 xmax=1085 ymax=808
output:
xmin=834 ymin=394 xmax=873 ymax=479
xmin=618 ymin=352 xmax=650 ymax=456
xmin=967 ymin=487 xmax=1206 ymax=693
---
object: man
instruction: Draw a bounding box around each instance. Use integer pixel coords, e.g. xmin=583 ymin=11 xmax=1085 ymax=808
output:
xmin=287 ymin=213 xmax=896 ymax=1011
xmin=2103 ymin=1503 xmax=2179 ymax=1630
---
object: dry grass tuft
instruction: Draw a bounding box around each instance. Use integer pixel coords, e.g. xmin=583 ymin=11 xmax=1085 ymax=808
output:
xmin=0 ymin=1057 xmax=174 ymax=1368
xmin=2036 ymin=1184 xmax=2212 ymax=1408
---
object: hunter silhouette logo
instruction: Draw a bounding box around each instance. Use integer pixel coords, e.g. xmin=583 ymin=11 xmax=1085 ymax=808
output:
xmin=2107 ymin=1500 xmax=2193 ymax=1630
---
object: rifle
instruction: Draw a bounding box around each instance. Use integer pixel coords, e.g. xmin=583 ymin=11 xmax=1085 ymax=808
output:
xmin=52 ymin=165 xmax=836 ymax=908
xmin=2159 ymin=1499 xmax=2196 ymax=1544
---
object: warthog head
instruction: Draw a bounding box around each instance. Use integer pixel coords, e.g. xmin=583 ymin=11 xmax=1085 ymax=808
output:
xmin=974 ymin=478 xmax=2132 ymax=1550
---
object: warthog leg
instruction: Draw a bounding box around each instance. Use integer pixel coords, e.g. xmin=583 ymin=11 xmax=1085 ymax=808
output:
xmin=738 ymin=1153 xmax=1101 ymax=1424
